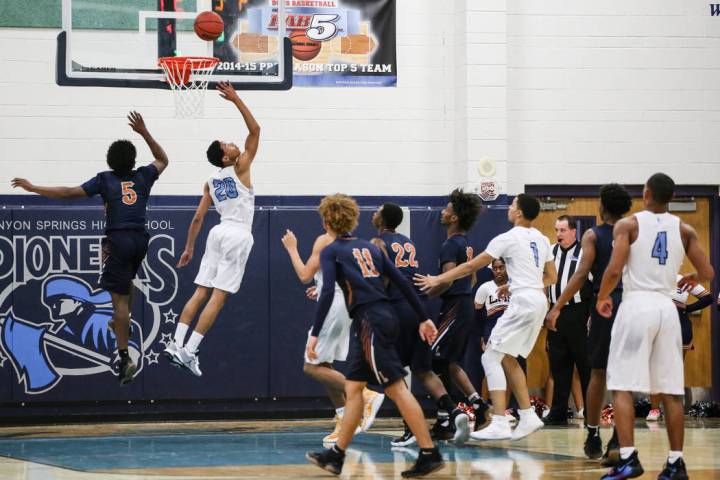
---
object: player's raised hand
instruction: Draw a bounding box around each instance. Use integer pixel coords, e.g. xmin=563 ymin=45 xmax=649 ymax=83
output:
xmin=414 ymin=273 xmax=438 ymax=292
xmin=596 ymin=296 xmax=614 ymax=318
xmin=127 ymin=111 xmax=148 ymax=134
xmin=281 ymin=229 xmax=297 ymax=251
xmin=544 ymin=307 xmax=560 ymax=331
xmin=418 ymin=319 xmax=438 ymax=345
xmin=306 ymin=335 xmax=319 ymax=361
xmin=306 ymin=286 xmax=318 ymax=301
xmin=217 ymin=81 xmax=240 ymax=102
xmin=11 ymin=178 xmax=35 ymax=193
xmin=177 ymin=249 xmax=193 ymax=268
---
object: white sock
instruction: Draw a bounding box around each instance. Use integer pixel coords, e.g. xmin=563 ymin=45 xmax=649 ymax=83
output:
xmin=620 ymin=447 xmax=635 ymax=460
xmin=492 ymin=414 xmax=509 ymax=425
xmin=518 ymin=407 xmax=536 ymax=419
xmin=668 ymin=451 xmax=682 ymax=464
xmin=336 ymin=407 xmax=345 ymax=417
xmin=185 ymin=331 xmax=204 ymax=353
xmin=174 ymin=323 xmax=189 ymax=346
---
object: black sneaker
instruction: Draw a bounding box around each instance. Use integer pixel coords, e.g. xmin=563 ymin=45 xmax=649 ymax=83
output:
xmin=306 ymin=447 xmax=345 ymax=475
xmin=601 ymin=430 xmax=620 ymax=467
xmin=118 ymin=358 xmax=137 ymax=385
xmin=472 ymin=400 xmax=491 ymax=431
xmin=392 ymin=423 xmax=417 ymax=447
xmin=401 ymin=447 xmax=444 ymax=478
xmin=600 ymin=450 xmax=644 ymax=479
xmin=542 ymin=413 xmax=568 ymax=426
xmin=430 ymin=417 xmax=453 ymax=441
xmin=450 ymin=408 xmax=470 ymax=445
xmin=657 ymin=457 xmax=689 ymax=480
xmin=584 ymin=429 xmax=603 ymax=459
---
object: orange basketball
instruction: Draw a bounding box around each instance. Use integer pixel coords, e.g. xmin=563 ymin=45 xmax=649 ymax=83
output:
xmin=289 ymin=30 xmax=321 ymax=61
xmin=194 ymin=11 xmax=224 ymax=41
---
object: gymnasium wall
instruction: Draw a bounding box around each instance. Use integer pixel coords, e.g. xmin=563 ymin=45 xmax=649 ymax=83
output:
xmin=1 ymin=1 xmax=718 ymax=196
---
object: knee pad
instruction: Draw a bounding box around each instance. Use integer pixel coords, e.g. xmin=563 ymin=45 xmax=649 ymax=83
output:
xmin=481 ymin=348 xmax=507 ymax=392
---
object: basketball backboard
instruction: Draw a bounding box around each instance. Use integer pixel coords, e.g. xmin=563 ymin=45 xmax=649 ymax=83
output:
xmin=57 ymin=0 xmax=292 ymax=90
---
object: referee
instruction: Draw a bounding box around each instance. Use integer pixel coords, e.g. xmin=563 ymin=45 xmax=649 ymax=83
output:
xmin=543 ymin=215 xmax=591 ymax=425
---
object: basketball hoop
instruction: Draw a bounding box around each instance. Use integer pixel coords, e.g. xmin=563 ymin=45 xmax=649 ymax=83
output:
xmin=158 ymin=56 xmax=219 ymax=118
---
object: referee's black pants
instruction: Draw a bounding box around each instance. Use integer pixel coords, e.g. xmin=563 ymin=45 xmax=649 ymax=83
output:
xmin=547 ymin=301 xmax=591 ymax=419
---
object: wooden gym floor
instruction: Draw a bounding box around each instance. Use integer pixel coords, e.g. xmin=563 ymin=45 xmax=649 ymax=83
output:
xmin=0 ymin=418 xmax=718 ymax=479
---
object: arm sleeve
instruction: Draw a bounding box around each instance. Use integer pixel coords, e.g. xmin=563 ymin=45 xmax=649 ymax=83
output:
xmin=686 ymin=293 xmax=713 ymax=313
xmin=381 ymin=254 xmax=427 ymax=324
xmin=311 ymin=248 xmax=337 ymax=337
xmin=439 ymin=241 xmax=457 ymax=266
xmin=80 ymin=174 xmax=102 ymax=197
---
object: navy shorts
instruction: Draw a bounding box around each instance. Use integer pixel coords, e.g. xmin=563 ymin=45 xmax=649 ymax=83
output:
xmin=345 ymin=301 xmax=407 ymax=387
xmin=101 ymin=229 xmax=149 ymax=295
xmin=678 ymin=310 xmax=693 ymax=348
xmin=588 ymin=291 xmax=621 ymax=370
xmin=391 ymin=299 xmax=432 ymax=374
xmin=432 ymin=294 xmax=474 ymax=363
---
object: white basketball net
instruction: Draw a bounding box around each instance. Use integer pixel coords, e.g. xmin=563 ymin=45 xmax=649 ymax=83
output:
xmin=159 ymin=57 xmax=219 ymax=119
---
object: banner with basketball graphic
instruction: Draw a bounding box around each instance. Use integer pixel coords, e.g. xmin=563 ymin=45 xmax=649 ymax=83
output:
xmin=213 ymin=0 xmax=397 ymax=87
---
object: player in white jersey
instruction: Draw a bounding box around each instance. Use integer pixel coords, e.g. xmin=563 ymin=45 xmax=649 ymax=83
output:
xmin=416 ymin=194 xmax=557 ymax=441
xmin=596 ymin=173 xmax=714 ymax=480
xmin=164 ymin=82 xmax=260 ymax=376
xmin=281 ymin=230 xmax=384 ymax=443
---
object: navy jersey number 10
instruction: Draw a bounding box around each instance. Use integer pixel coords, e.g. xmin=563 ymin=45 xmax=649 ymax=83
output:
xmin=651 ymin=231 xmax=668 ymax=265
xmin=213 ymin=177 xmax=239 ymax=202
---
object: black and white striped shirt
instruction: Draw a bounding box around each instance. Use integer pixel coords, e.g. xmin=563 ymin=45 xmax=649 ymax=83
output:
xmin=549 ymin=241 xmax=583 ymax=305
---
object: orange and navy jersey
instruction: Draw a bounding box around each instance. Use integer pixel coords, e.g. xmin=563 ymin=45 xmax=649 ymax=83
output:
xmin=378 ymin=231 xmax=421 ymax=302
xmin=439 ymin=233 xmax=473 ymax=297
xmin=311 ymin=236 xmax=427 ymax=336
xmin=81 ymin=164 xmax=159 ymax=232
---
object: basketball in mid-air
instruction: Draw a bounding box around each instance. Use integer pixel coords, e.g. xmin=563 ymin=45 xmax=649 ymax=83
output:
xmin=289 ymin=30 xmax=322 ymax=61
xmin=194 ymin=11 xmax=224 ymax=41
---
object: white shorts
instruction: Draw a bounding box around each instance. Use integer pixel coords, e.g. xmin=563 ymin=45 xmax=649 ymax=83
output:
xmin=487 ymin=288 xmax=547 ymax=358
xmin=194 ymin=222 xmax=253 ymax=294
xmin=607 ymin=291 xmax=683 ymax=395
xmin=305 ymin=290 xmax=351 ymax=365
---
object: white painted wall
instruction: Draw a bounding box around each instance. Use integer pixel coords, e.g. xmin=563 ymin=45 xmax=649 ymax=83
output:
xmin=1 ymin=0 xmax=718 ymax=197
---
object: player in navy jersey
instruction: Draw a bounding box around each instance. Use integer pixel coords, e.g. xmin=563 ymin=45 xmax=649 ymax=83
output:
xmin=422 ymin=189 xmax=486 ymax=422
xmin=12 ymin=112 xmax=169 ymax=384
xmin=370 ymin=203 xmax=471 ymax=447
xmin=544 ymin=183 xmax=632 ymax=462
xmin=306 ymin=195 xmax=443 ymax=478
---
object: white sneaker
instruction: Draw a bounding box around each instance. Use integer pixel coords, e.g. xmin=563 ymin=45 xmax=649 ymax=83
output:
xmin=574 ymin=408 xmax=585 ymax=420
xmin=511 ymin=412 xmax=544 ymax=440
xmin=470 ymin=417 xmax=512 ymax=441
xmin=452 ymin=410 xmax=471 ymax=446
xmin=360 ymin=389 xmax=385 ymax=431
xmin=505 ymin=409 xmax=518 ymax=425
xmin=541 ymin=406 xmax=550 ymax=419
xmin=646 ymin=408 xmax=662 ymax=421
xmin=177 ymin=346 xmax=202 ymax=377
xmin=163 ymin=342 xmax=183 ymax=368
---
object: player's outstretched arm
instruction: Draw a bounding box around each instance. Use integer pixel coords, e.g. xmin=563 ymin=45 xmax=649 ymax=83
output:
xmin=128 ymin=111 xmax=169 ymax=174
xmin=282 ymin=231 xmax=332 ymax=284
xmin=414 ymin=251 xmax=493 ymax=293
xmin=596 ymin=217 xmax=633 ymax=317
xmin=11 ymin=178 xmax=86 ymax=200
xmin=177 ymin=183 xmax=212 ymax=268
xmin=679 ymin=222 xmax=715 ymax=287
xmin=217 ymin=82 xmax=260 ymax=164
